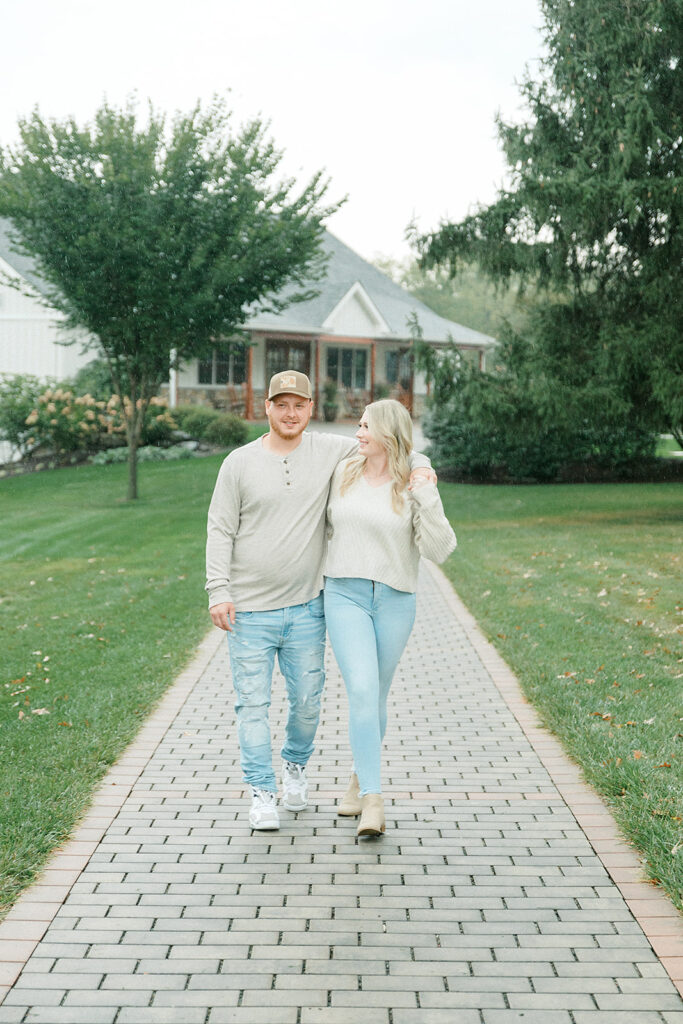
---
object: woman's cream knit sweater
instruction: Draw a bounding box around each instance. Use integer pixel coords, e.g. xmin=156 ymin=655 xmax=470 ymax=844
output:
xmin=324 ymin=465 xmax=457 ymax=593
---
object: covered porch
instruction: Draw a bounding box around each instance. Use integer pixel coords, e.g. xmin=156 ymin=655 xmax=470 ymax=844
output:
xmin=169 ymin=330 xmax=430 ymax=421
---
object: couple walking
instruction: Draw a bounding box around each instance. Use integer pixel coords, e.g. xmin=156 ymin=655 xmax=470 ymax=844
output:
xmin=206 ymin=370 xmax=456 ymax=836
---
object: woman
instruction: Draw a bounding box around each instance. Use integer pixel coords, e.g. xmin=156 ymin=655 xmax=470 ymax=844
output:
xmin=323 ymin=399 xmax=456 ymax=837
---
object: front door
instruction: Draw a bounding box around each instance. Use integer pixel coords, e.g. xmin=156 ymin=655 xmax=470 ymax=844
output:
xmin=265 ymin=339 xmax=311 ymax=381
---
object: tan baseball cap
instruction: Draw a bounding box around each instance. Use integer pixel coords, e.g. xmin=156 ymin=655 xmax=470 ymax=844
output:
xmin=267 ymin=369 xmax=313 ymax=400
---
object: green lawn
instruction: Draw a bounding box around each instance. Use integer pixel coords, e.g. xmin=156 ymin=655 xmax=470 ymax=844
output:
xmin=438 ymin=482 xmax=682 ymax=912
xmin=246 ymin=420 xmax=268 ymax=443
xmin=657 ymin=435 xmax=682 ymax=458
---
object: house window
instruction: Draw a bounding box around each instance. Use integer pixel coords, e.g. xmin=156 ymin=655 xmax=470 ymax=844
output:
xmin=386 ymin=349 xmax=412 ymax=391
xmin=326 ymin=347 xmax=367 ymax=389
xmin=198 ymin=344 xmax=247 ymax=386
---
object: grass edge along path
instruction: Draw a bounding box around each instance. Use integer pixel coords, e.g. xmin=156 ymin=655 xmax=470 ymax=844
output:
xmin=438 ymin=481 xmax=682 ymax=915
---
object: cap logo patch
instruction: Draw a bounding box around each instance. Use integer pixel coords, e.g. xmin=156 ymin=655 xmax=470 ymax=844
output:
xmin=280 ymin=375 xmax=297 ymax=388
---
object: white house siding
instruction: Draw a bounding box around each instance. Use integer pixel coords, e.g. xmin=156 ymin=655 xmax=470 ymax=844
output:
xmin=0 ymin=258 xmax=93 ymax=381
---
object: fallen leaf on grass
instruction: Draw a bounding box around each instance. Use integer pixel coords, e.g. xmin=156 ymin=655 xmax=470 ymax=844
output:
xmin=633 ymin=750 xmax=644 ymax=759
xmin=31 ymin=708 xmax=49 ymax=715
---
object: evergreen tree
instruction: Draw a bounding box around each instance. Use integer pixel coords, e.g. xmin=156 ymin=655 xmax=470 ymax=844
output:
xmin=416 ymin=0 xmax=682 ymax=446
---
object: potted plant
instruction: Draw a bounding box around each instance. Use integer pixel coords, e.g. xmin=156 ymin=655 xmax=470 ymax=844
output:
xmin=322 ymin=378 xmax=338 ymax=422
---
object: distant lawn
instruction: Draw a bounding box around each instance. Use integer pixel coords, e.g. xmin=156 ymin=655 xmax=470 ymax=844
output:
xmin=438 ymin=482 xmax=682 ymax=912
xmin=246 ymin=420 xmax=268 ymax=443
xmin=0 ymin=455 xmax=227 ymax=915
xmin=657 ymin=435 xmax=682 ymax=458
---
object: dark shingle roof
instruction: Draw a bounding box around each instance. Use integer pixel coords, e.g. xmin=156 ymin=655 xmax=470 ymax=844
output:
xmin=249 ymin=231 xmax=497 ymax=346
xmin=0 ymin=218 xmax=52 ymax=297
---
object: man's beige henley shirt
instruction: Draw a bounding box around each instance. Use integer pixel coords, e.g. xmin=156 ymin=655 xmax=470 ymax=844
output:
xmin=205 ymin=431 xmax=429 ymax=612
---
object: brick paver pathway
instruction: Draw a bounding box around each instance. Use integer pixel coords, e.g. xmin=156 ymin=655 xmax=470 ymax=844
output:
xmin=1 ymin=563 xmax=682 ymax=1023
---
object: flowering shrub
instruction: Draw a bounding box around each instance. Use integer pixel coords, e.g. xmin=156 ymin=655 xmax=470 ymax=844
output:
xmin=0 ymin=374 xmax=46 ymax=457
xmin=108 ymin=395 xmax=177 ymax=446
xmin=23 ymin=388 xmax=176 ymax=456
xmin=24 ymin=388 xmax=110 ymax=453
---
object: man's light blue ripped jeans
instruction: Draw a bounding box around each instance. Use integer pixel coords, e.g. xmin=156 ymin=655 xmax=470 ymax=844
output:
xmin=227 ymin=593 xmax=326 ymax=793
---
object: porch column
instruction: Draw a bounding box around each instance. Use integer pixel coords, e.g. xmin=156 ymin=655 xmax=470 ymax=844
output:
xmin=370 ymin=341 xmax=376 ymax=401
xmin=245 ymin=345 xmax=254 ymax=420
xmin=314 ymin=337 xmax=321 ymax=420
xmin=168 ymin=349 xmax=177 ymax=408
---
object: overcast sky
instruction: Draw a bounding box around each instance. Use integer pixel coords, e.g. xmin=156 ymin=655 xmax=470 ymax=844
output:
xmin=2 ymin=0 xmax=546 ymax=262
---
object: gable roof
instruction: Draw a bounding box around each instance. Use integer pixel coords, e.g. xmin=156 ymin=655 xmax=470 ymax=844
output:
xmin=0 ymin=218 xmax=53 ymax=298
xmin=0 ymin=219 xmax=496 ymax=348
xmin=250 ymin=231 xmax=497 ymax=347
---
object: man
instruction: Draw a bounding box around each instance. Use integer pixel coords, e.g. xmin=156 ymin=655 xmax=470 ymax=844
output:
xmin=206 ymin=369 xmax=432 ymax=830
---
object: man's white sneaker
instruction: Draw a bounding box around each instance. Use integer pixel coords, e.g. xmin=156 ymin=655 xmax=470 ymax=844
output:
xmin=249 ymin=787 xmax=280 ymax=830
xmin=281 ymin=761 xmax=308 ymax=811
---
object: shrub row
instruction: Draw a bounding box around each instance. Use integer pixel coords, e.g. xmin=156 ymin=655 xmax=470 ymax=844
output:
xmin=91 ymin=444 xmax=195 ymax=465
xmin=0 ymin=374 xmax=248 ymax=461
xmin=423 ymin=403 xmax=660 ymax=483
xmin=171 ymin=404 xmax=248 ymax=448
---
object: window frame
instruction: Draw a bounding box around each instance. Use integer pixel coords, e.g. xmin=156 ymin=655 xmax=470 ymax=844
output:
xmin=197 ymin=344 xmax=247 ymax=387
xmin=325 ymin=345 xmax=368 ymax=390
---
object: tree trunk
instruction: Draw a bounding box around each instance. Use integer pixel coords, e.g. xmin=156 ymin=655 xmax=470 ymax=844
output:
xmin=125 ymin=375 xmax=142 ymax=501
xmin=127 ymin=432 xmax=139 ymax=500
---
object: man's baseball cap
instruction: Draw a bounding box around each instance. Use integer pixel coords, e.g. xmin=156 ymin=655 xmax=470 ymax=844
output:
xmin=267 ymin=369 xmax=313 ymax=400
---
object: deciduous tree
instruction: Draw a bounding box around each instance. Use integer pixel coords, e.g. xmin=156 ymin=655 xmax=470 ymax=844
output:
xmin=0 ymin=98 xmax=340 ymax=496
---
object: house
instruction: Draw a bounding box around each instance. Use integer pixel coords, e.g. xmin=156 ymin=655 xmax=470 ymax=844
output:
xmin=169 ymin=231 xmax=497 ymax=419
xmin=0 ymin=221 xmax=496 ymax=419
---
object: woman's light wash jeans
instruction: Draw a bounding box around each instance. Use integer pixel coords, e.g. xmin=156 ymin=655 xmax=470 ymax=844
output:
xmin=227 ymin=594 xmax=326 ymax=792
xmin=324 ymin=577 xmax=416 ymax=797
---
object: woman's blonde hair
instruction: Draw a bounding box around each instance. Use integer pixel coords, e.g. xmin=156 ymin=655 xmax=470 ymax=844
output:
xmin=340 ymin=399 xmax=413 ymax=512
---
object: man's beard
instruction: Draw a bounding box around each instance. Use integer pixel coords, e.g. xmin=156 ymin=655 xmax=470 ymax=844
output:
xmin=269 ymin=418 xmax=309 ymax=440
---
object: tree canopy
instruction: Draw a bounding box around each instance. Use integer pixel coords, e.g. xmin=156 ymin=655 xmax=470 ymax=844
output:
xmin=0 ymin=97 xmax=341 ymax=496
xmin=415 ymin=0 xmax=682 ymax=446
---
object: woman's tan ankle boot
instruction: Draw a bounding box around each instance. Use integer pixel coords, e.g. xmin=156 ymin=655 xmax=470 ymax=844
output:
xmin=357 ymin=794 xmax=385 ymax=836
xmin=337 ymin=773 xmax=361 ymax=816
